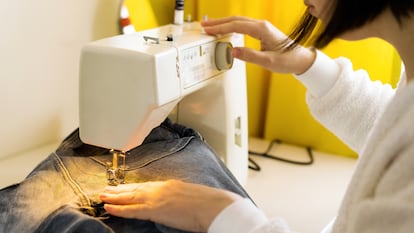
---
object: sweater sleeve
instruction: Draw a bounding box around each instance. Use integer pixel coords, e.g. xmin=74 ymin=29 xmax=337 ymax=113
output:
xmin=294 ymin=51 xmax=395 ymax=153
xmin=208 ymin=198 xmax=293 ymax=233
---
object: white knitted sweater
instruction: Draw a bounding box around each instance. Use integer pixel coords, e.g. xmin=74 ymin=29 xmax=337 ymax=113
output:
xmin=208 ymin=51 xmax=414 ymax=233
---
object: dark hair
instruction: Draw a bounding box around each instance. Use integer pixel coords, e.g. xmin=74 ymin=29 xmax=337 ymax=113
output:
xmin=286 ymin=0 xmax=414 ymax=49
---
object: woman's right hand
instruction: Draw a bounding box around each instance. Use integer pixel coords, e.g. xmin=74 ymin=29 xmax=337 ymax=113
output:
xmin=202 ymin=16 xmax=316 ymax=75
xmin=100 ymin=180 xmax=243 ymax=233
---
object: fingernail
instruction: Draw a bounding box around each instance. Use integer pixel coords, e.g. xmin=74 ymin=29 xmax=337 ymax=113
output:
xmin=103 ymin=204 xmax=114 ymax=211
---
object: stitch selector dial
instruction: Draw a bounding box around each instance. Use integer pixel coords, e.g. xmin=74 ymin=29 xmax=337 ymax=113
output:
xmin=215 ymin=42 xmax=234 ymax=70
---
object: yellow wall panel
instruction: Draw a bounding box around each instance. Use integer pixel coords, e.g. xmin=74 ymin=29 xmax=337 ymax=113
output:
xmin=124 ymin=0 xmax=168 ymax=30
xmin=125 ymin=0 xmax=197 ymax=30
xmin=264 ymin=74 xmax=354 ymax=155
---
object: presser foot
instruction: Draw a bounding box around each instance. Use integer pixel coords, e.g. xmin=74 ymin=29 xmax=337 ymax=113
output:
xmin=106 ymin=150 xmax=127 ymax=186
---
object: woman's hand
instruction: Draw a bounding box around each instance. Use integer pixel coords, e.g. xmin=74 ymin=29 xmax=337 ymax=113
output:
xmin=99 ymin=180 xmax=242 ymax=232
xmin=202 ymin=16 xmax=316 ymax=75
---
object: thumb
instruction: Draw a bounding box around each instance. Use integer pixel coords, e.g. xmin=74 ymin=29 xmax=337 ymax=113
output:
xmin=232 ymin=47 xmax=271 ymax=67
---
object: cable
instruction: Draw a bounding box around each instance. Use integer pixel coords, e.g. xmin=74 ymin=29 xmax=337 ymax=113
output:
xmin=248 ymin=139 xmax=314 ymax=171
xmin=248 ymin=157 xmax=261 ymax=171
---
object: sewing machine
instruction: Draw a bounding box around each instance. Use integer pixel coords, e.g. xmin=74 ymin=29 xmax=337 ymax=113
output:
xmin=79 ymin=22 xmax=248 ymax=185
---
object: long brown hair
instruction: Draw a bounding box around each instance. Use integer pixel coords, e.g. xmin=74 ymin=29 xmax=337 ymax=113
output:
xmin=284 ymin=0 xmax=414 ymax=50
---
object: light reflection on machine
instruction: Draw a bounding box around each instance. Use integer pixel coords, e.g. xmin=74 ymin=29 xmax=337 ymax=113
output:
xmin=78 ymin=21 xmax=249 ymax=186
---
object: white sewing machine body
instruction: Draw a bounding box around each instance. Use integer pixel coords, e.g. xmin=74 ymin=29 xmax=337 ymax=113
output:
xmin=79 ymin=22 xmax=248 ymax=184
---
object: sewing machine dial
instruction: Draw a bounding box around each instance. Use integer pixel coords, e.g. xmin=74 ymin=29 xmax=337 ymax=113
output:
xmin=215 ymin=42 xmax=234 ymax=70
xmin=180 ymin=40 xmax=234 ymax=88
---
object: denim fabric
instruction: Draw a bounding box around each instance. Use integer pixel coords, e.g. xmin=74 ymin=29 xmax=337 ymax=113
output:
xmin=0 ymin=119 xmax=250 ymax=233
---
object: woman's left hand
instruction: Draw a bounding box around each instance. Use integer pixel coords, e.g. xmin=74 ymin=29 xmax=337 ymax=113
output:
xmin=99 ymin=180 xmax=242 ymax=232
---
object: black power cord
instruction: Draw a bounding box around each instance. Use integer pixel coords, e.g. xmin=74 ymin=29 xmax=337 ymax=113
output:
xmin=248 ymin=157 xmax=261 ymax=171
xmin=248 ymin=139 xmax=314 ymax=171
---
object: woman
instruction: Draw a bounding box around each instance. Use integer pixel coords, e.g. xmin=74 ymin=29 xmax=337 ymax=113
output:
xmin=99 ymin=0 xmax=414 ymax=232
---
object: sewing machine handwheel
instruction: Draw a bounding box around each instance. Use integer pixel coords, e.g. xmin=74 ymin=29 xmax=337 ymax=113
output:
xmin=215 ymin=42 xmax=234 ymax=71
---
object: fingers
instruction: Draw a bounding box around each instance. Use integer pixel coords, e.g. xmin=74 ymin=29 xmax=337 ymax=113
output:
xmin=100 ymin=191 xmax=144 ymax=205
xmin=100 ymin=183 xmax=159 ymax=220
xmin=232 ymin=47 xmax=273 ymax=68
xmin=201 ymin=16 xmax=255 ymax=26
xmin=99 ymin=180 xmax=242 ymax=233
xmin=100 ymin=182 xmax=158 ymax=205
xmin=203 ymin=18 xmax=266 ymax=41
xmin=103 ymin=183 xmax=140 ymax=194
xmin=103 ymin=181 xmax=165 ymax=194
xmin=201 ymin=16 xmax=295 ymax=72
xmin=104 ymin=203 xmax=152 ymax=220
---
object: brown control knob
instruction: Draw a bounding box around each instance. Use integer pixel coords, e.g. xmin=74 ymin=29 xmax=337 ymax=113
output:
xmin=215 ymin=42 xmax=234 ymax=70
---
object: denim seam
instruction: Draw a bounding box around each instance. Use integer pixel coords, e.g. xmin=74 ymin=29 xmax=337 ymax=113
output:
xmin=90 ymin=136 xmax=194 ymax=171
xmin=90 ymin=150 xmax=180 ymax=171
xmin=52 ymin=152 xmax=91 ymax=207
xmin=130 ymin=140 xmax=190 ymax=169
xmin=159 ymin=123 xmax=204 ymax=141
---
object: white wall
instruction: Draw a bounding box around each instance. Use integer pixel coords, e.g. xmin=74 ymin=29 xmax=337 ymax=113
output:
xmin=0 ymin=0 xmax=122 ymax=159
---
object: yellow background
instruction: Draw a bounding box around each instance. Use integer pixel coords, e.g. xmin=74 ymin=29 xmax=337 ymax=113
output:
xmin=124 ymin=0 xmax=401 ymax=157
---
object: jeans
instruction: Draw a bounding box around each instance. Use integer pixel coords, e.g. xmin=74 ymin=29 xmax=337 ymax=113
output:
xmin=0 ymin=119 xmax=250 ymax=233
